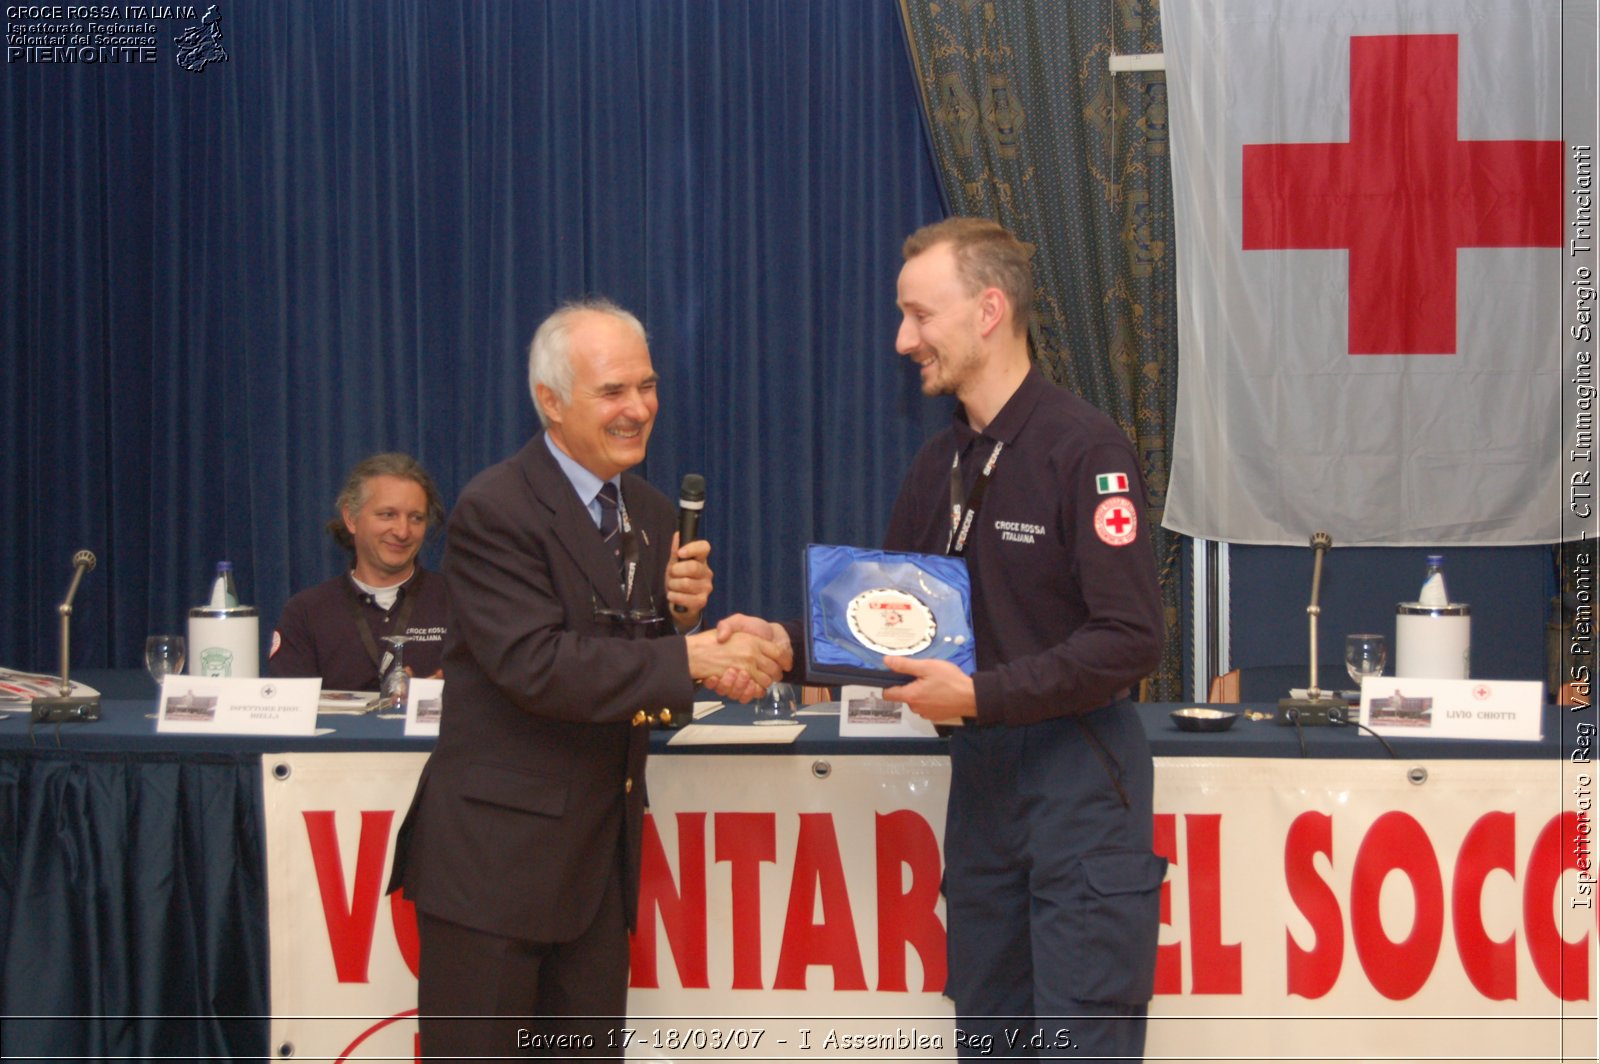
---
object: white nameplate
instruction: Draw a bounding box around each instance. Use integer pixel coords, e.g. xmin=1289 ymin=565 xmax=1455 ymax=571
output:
xmin=1359 ymin=677 xmax=1543 ymax=741
xmin=157 ymin=676 xmax=321 ymax=736
xmin=837 ymin=684 xmax=940 ymax=739
xmin=404 ymin=678 xmax=443 ymax=737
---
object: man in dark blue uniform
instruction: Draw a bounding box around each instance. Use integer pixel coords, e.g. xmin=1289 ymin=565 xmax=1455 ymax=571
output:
xmin=720 ymin=217 xmax=1167 ymax=1061
xmin=269 ymin=452 xmax=449 ymax=690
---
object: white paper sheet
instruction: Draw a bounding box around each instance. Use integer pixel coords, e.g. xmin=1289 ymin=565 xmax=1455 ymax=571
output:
xmin=667 ymin=722 xmax=805 ymax=745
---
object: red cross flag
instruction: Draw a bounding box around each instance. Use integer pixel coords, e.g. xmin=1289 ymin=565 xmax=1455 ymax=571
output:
xmin=1161 ymin=0 xmax=1592 ymax=545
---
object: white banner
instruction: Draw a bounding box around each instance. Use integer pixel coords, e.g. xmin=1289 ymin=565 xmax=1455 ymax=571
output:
xmin=264 ymin=751 xmax=429 ymax=1063
xmin=264 ymin=752 xmax=1597 ymax=1062
xmin=1161 ymin=0 xmax=1590 ymax=545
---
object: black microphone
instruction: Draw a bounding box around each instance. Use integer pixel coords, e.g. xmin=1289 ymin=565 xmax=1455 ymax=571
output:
xmin=33 ymin=549 xmax=102 ymax=724
xmin=672 ymin=474 xmax=706 ymax=615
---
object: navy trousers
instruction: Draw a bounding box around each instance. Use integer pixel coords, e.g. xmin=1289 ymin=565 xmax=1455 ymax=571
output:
xmin=943 ymin=701 xmax=1167 ymax=1062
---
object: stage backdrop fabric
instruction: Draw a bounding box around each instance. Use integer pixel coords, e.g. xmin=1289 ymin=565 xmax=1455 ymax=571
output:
xmin=0 ymin=0 xmax=948 ymax=671
xmin=1161 ymin=0 xmax=1582 ymax=546
xmin=897 ymin=0 xmax=1185 ymax=698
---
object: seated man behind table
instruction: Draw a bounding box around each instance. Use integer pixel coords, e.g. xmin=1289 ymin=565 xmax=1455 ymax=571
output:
xmin=269 ymin=452 xmax=449 ymax=690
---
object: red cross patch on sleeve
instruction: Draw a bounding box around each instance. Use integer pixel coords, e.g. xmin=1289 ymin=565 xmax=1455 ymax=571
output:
xmin=1093 ymin=496 xmax=1138 ymax=546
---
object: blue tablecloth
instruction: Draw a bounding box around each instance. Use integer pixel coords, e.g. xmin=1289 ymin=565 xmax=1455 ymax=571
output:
xmin=1 ymin=669 xmax=1583 ymax=759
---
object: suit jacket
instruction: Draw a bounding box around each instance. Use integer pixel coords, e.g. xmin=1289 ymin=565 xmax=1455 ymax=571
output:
xmin=388 ymin=435 xmax=692 ymax=942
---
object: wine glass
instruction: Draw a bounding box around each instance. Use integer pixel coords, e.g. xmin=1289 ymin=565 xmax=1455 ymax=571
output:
xmin=1345 ymin=633 xmax=1387 ymax=688
xmin=754 ymin=682 xmax=800 ymax=721
xmin=380 ymin=636 xmax=411 ymax=709
xmin=144 ymin=635 xmax=186 ymax=688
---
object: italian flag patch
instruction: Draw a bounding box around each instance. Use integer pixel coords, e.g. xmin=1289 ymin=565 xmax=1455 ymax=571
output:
xmin=1095 ymin=472 xmax=1129 ymax=495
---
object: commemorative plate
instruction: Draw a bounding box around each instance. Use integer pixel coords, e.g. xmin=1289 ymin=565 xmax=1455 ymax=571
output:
xmin=803 ymin=544 xmax=975 ymax=687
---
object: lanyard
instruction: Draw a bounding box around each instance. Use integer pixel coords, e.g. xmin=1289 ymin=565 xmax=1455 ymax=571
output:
xmin=946 ymin=440 xmax=1004 ymax=556
xmin=616 ymin=492 xmax=640 ymax=603
xmin=344 ymin=572 xmax=420 ymax=670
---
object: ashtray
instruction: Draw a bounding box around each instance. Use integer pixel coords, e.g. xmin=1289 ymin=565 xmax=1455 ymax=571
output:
xmin=1170 ymin=707 xmax=1239 ymax=733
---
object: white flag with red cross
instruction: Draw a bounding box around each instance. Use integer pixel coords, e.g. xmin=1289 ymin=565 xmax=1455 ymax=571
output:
xmin=1161 ymin=0 xmax=1590 ymax=545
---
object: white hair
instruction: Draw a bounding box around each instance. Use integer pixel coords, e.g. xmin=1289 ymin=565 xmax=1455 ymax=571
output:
xmin=526 ymin=297 xmax=648 ymax=426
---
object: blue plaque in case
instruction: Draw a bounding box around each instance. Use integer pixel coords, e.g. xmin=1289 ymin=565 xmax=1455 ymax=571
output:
xmin=803 ymin=544 xmax=976 ymax=687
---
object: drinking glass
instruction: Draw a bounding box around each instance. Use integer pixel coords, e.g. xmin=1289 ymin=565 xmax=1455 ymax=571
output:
xmin=754 ymin=682 xmax=800 ymax=721
xmin=144 ymin=635 xmax=186 ymax=687
xmin=380 ymin=636 xmax=411 ymax=708
xmin=1345 ymin=634 xmax=1387 ymax=688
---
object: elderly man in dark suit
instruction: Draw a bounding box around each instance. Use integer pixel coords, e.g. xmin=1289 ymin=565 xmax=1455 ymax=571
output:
xmin=389 ymin=298 xmax=787 ymax=1061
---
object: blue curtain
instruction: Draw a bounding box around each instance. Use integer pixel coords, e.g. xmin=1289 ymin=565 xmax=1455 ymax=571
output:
xmin=1 ymin=0 xmax=948 ymax=670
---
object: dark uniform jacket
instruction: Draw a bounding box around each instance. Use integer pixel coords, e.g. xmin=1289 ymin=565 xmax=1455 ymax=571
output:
xmin=268 ymin=567 xmax=448 ymax=691
xmin=388 ymin=435 xmax=692 ymax=942
xmin=884 ymin=366 xmax=1165 ymax=723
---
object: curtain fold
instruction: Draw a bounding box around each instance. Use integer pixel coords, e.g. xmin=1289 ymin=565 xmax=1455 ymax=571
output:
xmin=0 ymin=750 xmax=268 ymax=1060
xmin=1 ymin=0 xmax=947 ymax=670
xmin=897 ymin=0 xmax=1183 ymax=697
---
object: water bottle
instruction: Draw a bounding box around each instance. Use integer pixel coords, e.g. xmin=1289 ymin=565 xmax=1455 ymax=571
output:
xmin=208 ymin=561 xmax=240 ymax=609
xmin=1418 ymin=554 xmax=1448 ymax=607
xmin=190 ymin=560 xmax=258 ymax=676
xmin=1397 ymin=553 xmax=1469 ymax=678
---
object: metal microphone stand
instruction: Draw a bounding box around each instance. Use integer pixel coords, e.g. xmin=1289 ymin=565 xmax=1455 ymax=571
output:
xmin=1277 ymin=532 xmax=1347 ymax=726
xmin=32 ymin=550 xmax=102 ymax=724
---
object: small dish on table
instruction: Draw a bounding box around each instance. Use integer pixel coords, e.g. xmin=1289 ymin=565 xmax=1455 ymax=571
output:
xmin=1170 ymin=707 xmax=1239 ymax=733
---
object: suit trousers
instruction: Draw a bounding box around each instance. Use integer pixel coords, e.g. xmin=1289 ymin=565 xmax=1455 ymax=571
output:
xmin=417 ymin=871 xmax=629 ymax=1061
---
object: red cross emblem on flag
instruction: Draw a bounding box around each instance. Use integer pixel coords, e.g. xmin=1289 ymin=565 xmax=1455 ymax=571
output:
xmin=1242 ymin=34 xmax=1563 ymax=355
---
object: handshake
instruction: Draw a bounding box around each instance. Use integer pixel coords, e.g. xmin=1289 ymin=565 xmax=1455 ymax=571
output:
xmin=664 ymin=537 xmax=792 ymax=703
xmin=682 ymin=613 xmax=977 ymax=720
xmin=683 ymin=615 xmax=793 ymax=704
xmin=665 ymin=518 xmax=974 ymax=715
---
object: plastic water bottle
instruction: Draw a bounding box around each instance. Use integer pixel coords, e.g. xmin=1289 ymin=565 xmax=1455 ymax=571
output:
xmin=208 ymin=561 xmax=240 ymax=609
xmin=1418 ymin=554 xmax=1448 ymax=607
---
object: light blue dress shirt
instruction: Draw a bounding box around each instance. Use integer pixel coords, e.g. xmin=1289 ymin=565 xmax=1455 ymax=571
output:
xmin=543 ymin=432 xmax=622 ymax=527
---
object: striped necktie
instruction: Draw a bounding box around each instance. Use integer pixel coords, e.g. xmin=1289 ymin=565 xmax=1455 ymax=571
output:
xmin=596 ymin=481 xmax=624 ymax=583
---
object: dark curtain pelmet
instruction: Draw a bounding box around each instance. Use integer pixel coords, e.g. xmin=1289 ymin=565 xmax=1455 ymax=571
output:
xmin=898 ymin=0 xmax=1183 ymax=698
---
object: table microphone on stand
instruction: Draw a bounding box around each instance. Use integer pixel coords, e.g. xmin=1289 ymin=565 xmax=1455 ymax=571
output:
xmin=1277 ymin=532 xmax=1346 ymax=726
xmin=32 ymin=549 xmax=103 ymax=724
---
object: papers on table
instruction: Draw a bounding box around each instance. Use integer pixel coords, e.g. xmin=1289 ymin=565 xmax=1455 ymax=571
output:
xmin=668 ymin=722 xmax=805 ymax=745
xmin=0 ymin=667 xmax=100 ymax=703
xmin=317 ymin=690 xmax=380 ymax=714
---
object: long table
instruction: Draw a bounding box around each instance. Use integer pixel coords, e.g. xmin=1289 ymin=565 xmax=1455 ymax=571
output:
xmin=1 ymin=672 xmax=1594 ymax=1062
